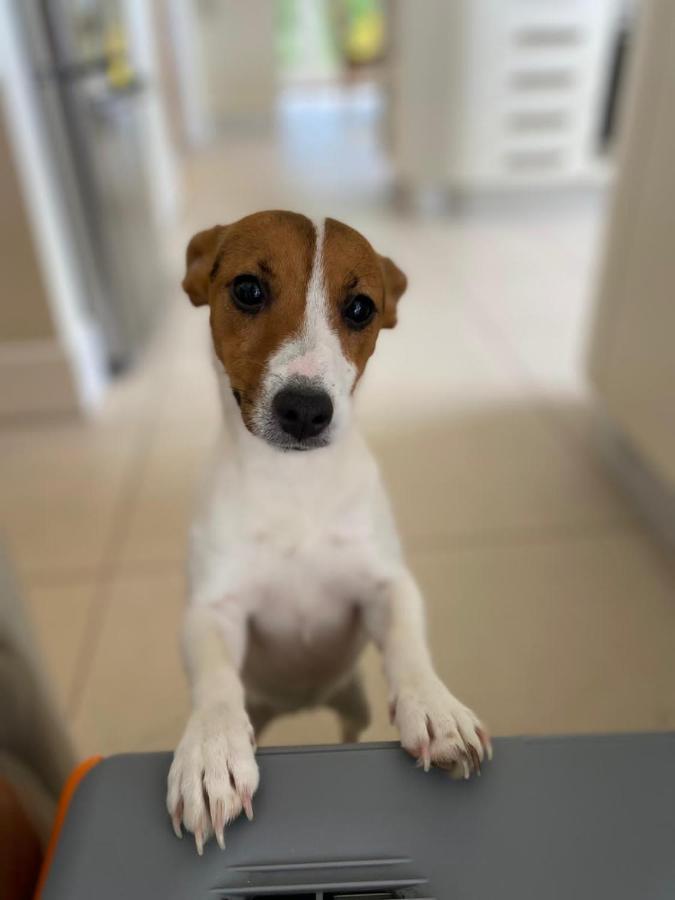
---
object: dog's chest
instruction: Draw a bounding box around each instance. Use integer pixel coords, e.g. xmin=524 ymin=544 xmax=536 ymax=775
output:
xmin=193 ymin=435 xmax=391 ymax=648
xmin=242 ymin=512 xmax=381 ymax=639
xmin=237 ymin=527 xmax=377 ymax=699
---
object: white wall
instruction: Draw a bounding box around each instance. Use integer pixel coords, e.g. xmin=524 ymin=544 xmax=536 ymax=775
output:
xmin=589 ymin=0 xmax=675 ymax=487
xmin=167 ymin=0 xmax=276 ymax=143
xmin=123 ymin=0 xmax=182 ymax=228
xmin=198 ymin=0 xmax=276 ymax=126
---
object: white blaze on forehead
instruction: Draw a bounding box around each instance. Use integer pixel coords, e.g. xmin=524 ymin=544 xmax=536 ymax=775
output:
xmin=284 ymin=220 xmax=330 ymax=378
xmin=283 ymin=217 xmax=328 ymax=379
xmin=304 ymin=217 xmax=327 ymax=347
xmin=256 ymin=216 xmax=356 ymax=440
xmin=297 ymin=217 xmax=355 ymax=383
xmin=274 ymin=217 xmax=355 ymax=386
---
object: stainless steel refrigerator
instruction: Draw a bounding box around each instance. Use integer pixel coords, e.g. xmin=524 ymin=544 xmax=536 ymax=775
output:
xmin=16 ymin=0 xmax=163 ymax=370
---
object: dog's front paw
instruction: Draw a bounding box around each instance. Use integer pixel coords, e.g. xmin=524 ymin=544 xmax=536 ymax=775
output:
xmin=167 ymin=705 xmax=258 ymax=853
xmin=392 ymin=675 xmax=492 ymax=779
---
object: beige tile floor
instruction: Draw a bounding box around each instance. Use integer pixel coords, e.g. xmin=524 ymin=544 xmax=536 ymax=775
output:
xmin=3 ymin=132 xmax=675 ymax=760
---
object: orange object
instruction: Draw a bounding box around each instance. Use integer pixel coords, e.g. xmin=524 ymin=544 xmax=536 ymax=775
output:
xmin=33 ymin=757 xmax=103 ymax=900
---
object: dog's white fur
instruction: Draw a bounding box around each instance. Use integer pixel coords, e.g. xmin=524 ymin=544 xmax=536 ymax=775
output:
xmin=251 ymin=218 xmax=355 ymax=447
xmin=167 ymin=219 xmax=489 ymax=853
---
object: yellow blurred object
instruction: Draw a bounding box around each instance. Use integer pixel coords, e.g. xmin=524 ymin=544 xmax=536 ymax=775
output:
xmin=345 ymin=8 xmax=385 ymax=65
xmin=105 ymin=22 xmax=134 ymax=90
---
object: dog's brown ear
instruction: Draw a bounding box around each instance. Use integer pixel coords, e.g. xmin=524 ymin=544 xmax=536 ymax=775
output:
xmin=182 ymin=226 xmax=225 ymax=307
xmin=379 ymin=255 xmax=408 ymax=328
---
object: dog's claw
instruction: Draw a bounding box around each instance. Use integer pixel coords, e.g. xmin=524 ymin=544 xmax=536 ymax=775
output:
xmin=477 ymin=727 xmax=493 ymax=761
xmin=171 ymin=799 xmax=183 ymax=838
xmin=210 ymin=797 xmax=226 ymax=850
xmin=195 ymin=830 xmax=204 ymax=856
xmin=420 ymin=744 xmax=431 ymax=772
xmin=242 ymin=792 xmax=254 ymax=821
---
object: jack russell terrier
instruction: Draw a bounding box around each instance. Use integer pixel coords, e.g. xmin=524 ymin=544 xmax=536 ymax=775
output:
xmin=167 ymin=211 xmax=491 ymax=853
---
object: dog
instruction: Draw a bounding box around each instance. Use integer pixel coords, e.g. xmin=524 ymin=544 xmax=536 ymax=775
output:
xmin=167 ymin=211 xmax=491 ymax=853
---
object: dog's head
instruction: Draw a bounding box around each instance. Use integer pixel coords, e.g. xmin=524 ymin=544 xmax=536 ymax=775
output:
xmin=183 ymin=211 xmax=407 ymax=451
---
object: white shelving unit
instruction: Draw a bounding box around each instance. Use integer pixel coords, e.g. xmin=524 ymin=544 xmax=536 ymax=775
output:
xmin=391 ymin=0 xmax=624 ymax=192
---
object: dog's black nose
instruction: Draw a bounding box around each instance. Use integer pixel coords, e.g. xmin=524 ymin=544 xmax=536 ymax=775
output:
xmin=273 ymin=387 xmax=334 ymax=441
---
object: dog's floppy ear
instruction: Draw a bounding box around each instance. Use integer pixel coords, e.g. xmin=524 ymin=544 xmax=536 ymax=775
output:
xmin=182 ymin=226 xmax=225 ymax=307
xmin=379 ymin=255 xmax=408 ymax=328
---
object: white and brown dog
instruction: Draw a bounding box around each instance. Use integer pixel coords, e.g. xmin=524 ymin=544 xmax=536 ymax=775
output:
xmin=167 ymin=211 xmax=491 ymax=853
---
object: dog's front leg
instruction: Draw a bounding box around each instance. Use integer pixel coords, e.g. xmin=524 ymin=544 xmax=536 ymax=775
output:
xmin=167 ymin=604 xmax=258 ymax=853
xmin=367 ymin=568 xmax=492 ymax=778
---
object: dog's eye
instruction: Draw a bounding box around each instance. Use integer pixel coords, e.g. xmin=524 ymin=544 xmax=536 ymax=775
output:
xmin=231 ymin=274 xmax=265 ymax=312
xmin=343 ymin=294 xmax=376 ymax=330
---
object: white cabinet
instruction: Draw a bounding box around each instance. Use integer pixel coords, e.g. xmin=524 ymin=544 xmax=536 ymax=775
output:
xmin=391 ymin=0 xmax=623 ymax=191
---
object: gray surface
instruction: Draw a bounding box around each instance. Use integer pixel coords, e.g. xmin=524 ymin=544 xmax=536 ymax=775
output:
xmin=42 ymin=734 xmax=675 ymax=898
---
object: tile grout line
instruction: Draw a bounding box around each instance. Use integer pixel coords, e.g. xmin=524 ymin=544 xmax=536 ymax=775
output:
xmin=405 ymin=518 xmax=642 ymax=558
xmin=25 ymin=516 xmax=642 ymax=593
xmin=65 ymin=423 xmax=155 ymax=719
xmin=22 ymin=557 xmax=183 ymax=587
xmin=458 ymin=274 xmax=645 ymax=511
xmin=65 ymin=384 xmax=175 ymax=721
xmin=456 ymin=277 xmax=675 ymax=589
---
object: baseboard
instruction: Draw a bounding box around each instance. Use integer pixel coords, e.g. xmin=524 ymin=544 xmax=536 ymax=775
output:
xmin=0 ymin=338 xmax=80 ymax=418
xmin=597 ymin=412 xmax=675 ymax=548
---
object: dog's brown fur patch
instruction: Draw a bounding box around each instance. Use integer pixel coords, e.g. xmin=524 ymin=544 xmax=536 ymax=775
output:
xmin=184 ymin=211 xmax=316 ymax=428
xmin=182 ymin=210 xmax=407 ymax=429
xmin=323 ymin=217 xmax=407 ymax=385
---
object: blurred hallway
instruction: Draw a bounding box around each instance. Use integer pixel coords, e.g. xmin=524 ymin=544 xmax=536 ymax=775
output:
xmin=3 ymin=124 xmax=675 ymax=757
